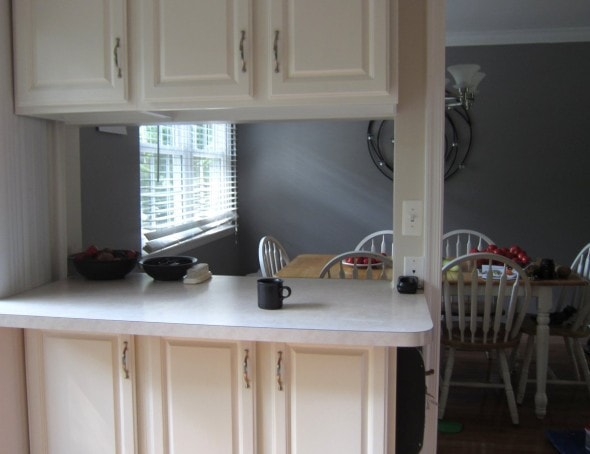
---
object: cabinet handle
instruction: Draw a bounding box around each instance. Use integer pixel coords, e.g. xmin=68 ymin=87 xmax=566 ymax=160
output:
xmin=239 ymin=30 xmax=247 ymax=73
xmin=243 ymin=348 xmax=251 ymax=388
xmin=276 ymin=350 xmax=283 ymax=391
xmin=121 ymin=341 xmax=130 ymax=379
xmin=273 ymin=30 xmax=280 ymax=73
xmin=113 ymin=37 xmax=122 ymax=78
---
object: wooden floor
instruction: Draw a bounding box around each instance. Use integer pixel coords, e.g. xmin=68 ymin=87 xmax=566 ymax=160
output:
xmin=436 ymin=335 xmax=590 ymax=453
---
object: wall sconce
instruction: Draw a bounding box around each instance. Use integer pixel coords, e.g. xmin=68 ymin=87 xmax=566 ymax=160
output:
xmin=445 ymin=64 xmax=485 ymax=110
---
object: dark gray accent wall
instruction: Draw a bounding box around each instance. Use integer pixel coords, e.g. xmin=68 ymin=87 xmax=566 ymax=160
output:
xmin=79 ymin=127 xmax=142 ymax=253
xmin=235 ymin=120 xmax=394 ymax=274
xmin=445 ymin=42 xmax=590 ymax=265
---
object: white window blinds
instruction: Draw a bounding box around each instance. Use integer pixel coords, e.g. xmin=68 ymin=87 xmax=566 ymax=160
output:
xmin=139 ymin=124 xmax=237 ymax=255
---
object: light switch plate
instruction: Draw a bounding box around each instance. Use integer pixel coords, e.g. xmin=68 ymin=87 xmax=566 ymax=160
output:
xmin=402 ymin=200 xmax=423 ymax=236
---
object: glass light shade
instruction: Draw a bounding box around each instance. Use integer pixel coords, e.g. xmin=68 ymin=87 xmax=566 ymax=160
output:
xmin=470 ymin=72 xmax=486 ymax=92
xmin=447 ymin=64 xmax=481 ymax=89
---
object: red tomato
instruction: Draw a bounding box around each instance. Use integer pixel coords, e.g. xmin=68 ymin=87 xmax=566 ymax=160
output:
xmin=509 ymin=245 xmax=522 ymax=255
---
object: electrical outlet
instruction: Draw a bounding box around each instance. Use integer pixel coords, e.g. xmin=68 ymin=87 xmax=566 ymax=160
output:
xmin=403 ymin=256 xmax=424 ymax=288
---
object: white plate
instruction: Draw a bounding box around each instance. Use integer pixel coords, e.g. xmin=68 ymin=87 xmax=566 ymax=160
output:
xmin=478 ymin=265 xmax=518 ymax=280
xmin=341 ymin=259 xmax=383 ymax=268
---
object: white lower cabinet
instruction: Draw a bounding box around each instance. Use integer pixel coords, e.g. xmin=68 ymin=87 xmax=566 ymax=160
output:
xmin=24 ymin=332 xmax=390 ymax=454
xmin=137 ymin=338 xmax=389 ymax=454
xmin=261 ymin=343 xmax=389 ymax=454
xmin=24 ymin=330 xmax=135 ymax=454
xmin=136 ymin=336 xmax=256 ymax=454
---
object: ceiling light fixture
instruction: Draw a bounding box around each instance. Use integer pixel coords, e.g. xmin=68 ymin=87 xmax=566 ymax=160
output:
xmin=445 ymin=64 xmax=485 ymax=110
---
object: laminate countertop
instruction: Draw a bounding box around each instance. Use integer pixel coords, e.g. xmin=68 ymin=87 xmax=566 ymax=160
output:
xmin=0 ymin=274 xmax=432 ymax=347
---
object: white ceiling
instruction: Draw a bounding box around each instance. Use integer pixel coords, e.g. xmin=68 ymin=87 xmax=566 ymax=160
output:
xmin=446 ymin=0 xmax=590 ymax=46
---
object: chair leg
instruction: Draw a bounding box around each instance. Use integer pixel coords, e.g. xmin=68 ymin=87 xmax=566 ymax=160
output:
xmin=498 ymin=349 xmax=519 ymax=425
xmin=438 ymin=348 xmax=455 ymax=420
xmin=565 ymin=336 xmax=582 ymax=380
xmin=516 ymin=334 xmax=535 ymax=404
xmin=572 ymin=339 xmax=590 ymax=398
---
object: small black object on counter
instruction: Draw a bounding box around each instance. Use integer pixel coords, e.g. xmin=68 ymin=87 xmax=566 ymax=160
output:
xmin=397 ymin=276 xmax=418 ymax=294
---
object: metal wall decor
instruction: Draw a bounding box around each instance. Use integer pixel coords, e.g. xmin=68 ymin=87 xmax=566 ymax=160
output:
xmin=366 ymin=102 xmax=473 ymax=181
xmin=367 ymin=120 xmax=394 ymax=180
xmin=444 ymin=95 xmax=472 ymax=180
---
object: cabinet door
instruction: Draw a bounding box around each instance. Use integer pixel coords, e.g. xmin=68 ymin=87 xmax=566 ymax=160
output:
xmin=270 ymin=343 xmax=387 ymax=454
xmin=142 ymin=0 xmax=253 ymax=104
xmin=268 ymin=0 xmax=391 ymax=98
xmin=13 ymin=0 xmax=128 ymax=111
xmin=136 ymin=337 xmax=255 ymax=454
xmin=24 ymin=330 xmax=135 ymax=454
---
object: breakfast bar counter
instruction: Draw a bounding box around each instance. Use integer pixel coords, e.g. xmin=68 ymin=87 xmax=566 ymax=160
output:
xmin=0 ymin=273 xmax=432 ymax=346
xmin=0 ymin=274 xmax=432 ymax=454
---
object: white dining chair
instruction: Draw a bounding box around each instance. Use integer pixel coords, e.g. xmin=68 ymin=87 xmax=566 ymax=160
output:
xmin=354 ymin=229 xmax=394 ymax=256
xmin=442 ymin=229 xmax=495 ymax=258
xmin=319 ymin=251 xmax=392 ymax=280
xmin=516 ymin=242 xmax=590 ymax=403
xmin=258 ymin=235 xmax=290 ymax=278
xmin=439 ymin=252 xmax=531 ymax=425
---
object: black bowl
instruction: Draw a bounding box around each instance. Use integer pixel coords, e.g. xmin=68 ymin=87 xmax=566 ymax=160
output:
xmin=139 ymin=256 xmax=198 ymax=281
xmin=71 ymin=250 xmax=138 ymax=280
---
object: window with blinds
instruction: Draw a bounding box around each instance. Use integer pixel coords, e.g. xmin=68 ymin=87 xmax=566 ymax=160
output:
xmin=139 ymin=123 xmax=237 ymax=255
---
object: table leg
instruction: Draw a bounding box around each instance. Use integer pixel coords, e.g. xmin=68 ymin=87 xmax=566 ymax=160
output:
xmin=534 ymin=286 xmax=552 ymax=419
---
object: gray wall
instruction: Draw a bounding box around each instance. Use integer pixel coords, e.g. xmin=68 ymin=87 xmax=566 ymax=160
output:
xmin=79 ymin=120 xmax=393 ymax=275
xmin=445 ymin=42 xmax=590 ymax=265
xmin=80 ymin=127 xmax=142 ymax=252
xmin=235 ymin=120 xmax=394 ymax=273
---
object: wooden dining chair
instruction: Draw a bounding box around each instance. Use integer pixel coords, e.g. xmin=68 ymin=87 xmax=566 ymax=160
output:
xmin=442 ymin=229 xmax=495 ymax=258
xmin=516 ymin=242 xmax=590 ymax=403
xmin=258 ymin=235 xmax=290 ymax=277
xmin=354 ymin=229 xmax=394 ymax=256
xmin=319 ymin=251 xmax=392 ymax=280
xmin=439 ymin=252 xmax=532 ymax=425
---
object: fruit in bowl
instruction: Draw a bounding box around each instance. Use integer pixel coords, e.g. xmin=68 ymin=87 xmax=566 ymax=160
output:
xmin=71 ymin=246 xmax=139 ymax=280
xmin=469 ymin=244 xmax=531 ymax=267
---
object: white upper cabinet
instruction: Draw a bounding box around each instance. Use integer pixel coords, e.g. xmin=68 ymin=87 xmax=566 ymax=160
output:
xmin=141 ymin=0 xmax=253 ymax=105
xmin=267 ymin=0 xmax=390 ymax=98
xmin=12 ymin=0 xmax=397 ymax=122
xmin=13 ymin=0 xmax=129 ymax=113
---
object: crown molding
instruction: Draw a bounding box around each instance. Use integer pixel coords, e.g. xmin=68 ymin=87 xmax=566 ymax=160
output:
xmin=446 ymin=26 xmax=590 ymax=47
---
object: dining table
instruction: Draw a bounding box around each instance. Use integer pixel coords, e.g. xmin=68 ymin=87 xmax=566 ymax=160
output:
xmin=276 ymin=253 xmax=393 ymax=280
xmin=277 ymin=253 xmax=589 ymax=419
